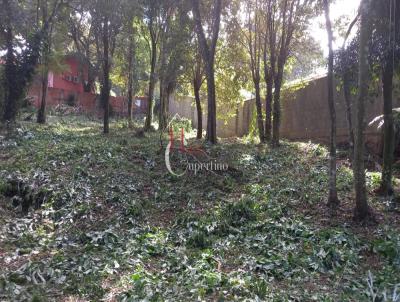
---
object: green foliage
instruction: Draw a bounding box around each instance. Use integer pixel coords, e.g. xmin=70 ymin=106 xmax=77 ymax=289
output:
xmin=187 ymin=230 xmax=211 ymax=249
xmin=372 ymin=232 xmax=400 ymax=267
xmin=0 ymin=117 xmax=399 ymax=301
xmin=169 ymin=116 xmax=192 ymax=133
xmin=221 ymin=197 xmax=256 ymax=227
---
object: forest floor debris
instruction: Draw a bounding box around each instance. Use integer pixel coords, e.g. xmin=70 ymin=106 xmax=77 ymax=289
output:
xmin=0 ymin=116 xmax=399 ymax=301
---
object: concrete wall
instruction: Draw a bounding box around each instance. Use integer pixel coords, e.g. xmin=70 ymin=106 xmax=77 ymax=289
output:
xmin=169 ymin=94 xmax=248 ymax=138
xmin=279 ymin=75 xmax=400 ymax=152
xmin=169 ymin=75 xmax=400 ymax=153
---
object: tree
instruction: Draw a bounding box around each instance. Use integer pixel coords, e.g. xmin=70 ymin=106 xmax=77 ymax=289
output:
xmin=37 ymin=1 xmax=51 ymax=124
xmin=262 ymin=0 xmax=275 ymax=142
xmin=191 ymin=0 xmax=223 ymax=144
xmin=127 ymin=27 xmax=137 ymax=126
xmin=0 ymin=0 xmax=63 ymax=123
xmin=337 ymin=0 xmax=400 ymax=197
xmin=67 ymin=4 xmax=100 ymax=93
xmin=178 ymin=35 xmax=205 ymax=140
xmin=158 ymin=1 xmax=191 ymax=131
xmin=89 ymin=0 xmax=123 ymax=134
xmin=336 ymin=14 xmax=360 ymax=153
xmin=123 ymin=6 xmax=140 ymax=127
xmin=192 ymin=46 xmax=205 ymax=139
xmin=37 ymin=0 xmax=67 ymax=124
xmin=244 ymin=0 xmax=265 ymax=143
xmin=263 ymin=0 xmax=318 ymax=147
xmin=353 ymin=0 xmax=373 ymax=222
xmin=336 ymin=42 xmax=357 ymax=153
xmin=142 ymin=0 xmax=164 ymax=131
xmin=374 ymin=0 xmax=399 ymax=196
xmin=324 ymin=0 xmax=339 ymax=207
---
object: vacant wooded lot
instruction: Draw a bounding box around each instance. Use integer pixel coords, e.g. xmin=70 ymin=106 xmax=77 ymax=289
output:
xmin=0 ymin=117 xmax=399 ymax=301
xmin=1 ymin=0 xmax=400 ymax=301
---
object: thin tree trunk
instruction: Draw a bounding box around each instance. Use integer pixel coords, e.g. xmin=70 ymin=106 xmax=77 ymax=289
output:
xmin=353 ymin=0 xmax=372 ymax=222
xmin=194 ymin=79 xmax=202 ymax=139
xmin=343 ymin=71 xmax=355 ymax=152
xmin=127 ymin=33 xmax=134 ymax=127
xmin=254 ymin=79 xmax=265 ymax=142
xmin=272 ymin=70 xmax=283 ymax=147
xmin=158 ymin=39 xmax=168 ymax=131
xmin=205 ymin=64 xmax=217 ymax=144
xmin=247 ymin=0 xmax=264 ymax=143
xmin=159 ymin=80 xmax=168 ymax=131
xmin=2 ymin=0 xmax=18 ymax=123
xmin=102 ymin=15 xmax=110 ymax=134
xmin=265 ymin=1 xmax=276 ymax=144
xmin=324 ymin=0 xmax=340 ymax=207
xmin=145 ymin=39 xmax=157 ymax=131
xmin=165 ymin=82 xmax=173 ymax=125
xmin=3 ymin=29 xmax=18 ymax=122
xmin=191 ymin=0 xmax=222 ymax=144
xmin=37 ymin=0 xmax=49 ymax=124
xmin=193 ymin=54 xmax=203 ymax=139
xmin=379 ymin=56 xmax=394 ymax=195
xmin=37 ymin=71 xmax=48 ymax=124
xmin=265 ymin=75 xmax=273 ymax=142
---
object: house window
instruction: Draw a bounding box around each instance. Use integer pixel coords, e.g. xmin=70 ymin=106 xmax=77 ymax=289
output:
xmin=135 ymin=99 xmax=141 ymax=107
xmin=73 ymin=76 xmax=79 ymax=83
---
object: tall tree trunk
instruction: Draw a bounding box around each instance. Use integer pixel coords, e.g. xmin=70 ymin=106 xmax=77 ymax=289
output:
xmin=353 ymin=0 xmax=372 ymax=222
xmin=193 ymin=54 xmax=203 ymax=139
xmin=37 ymin=1 xmax=49 ymax=124
xmin=37 ymin=70 xmax=48 ymax=124
xmin=254 ymin=79 xmax=265 ymax=142
xmin=264 ymin=74 xmax=273 ymax=142
xmin=194 ymin=79 xmax=202 ymax=139
xmin=159 ymin=80 xmax=168 ymax=131
xmin=324 ymin=0 xmax=340 ymax=207
xmin=102 ymin=15 xmax=110 ymax=134
xmin=2 ymin=0 xmax=18 ymax=123
xmin=205 ymin=63 xmax=217 ymax=143
xmin=343 ymin=71 xmax=355 ymax=152
xmin=191 ymin=0 xmax=222 ymax=144
xmin=158 ymin=39 xmax=168 ymax=132
xmin=379 ymin=56 xmax=394 ymax=195
xmin=145 ymin=39 xmax=157 ymax=131
xmin=272 ymin=68 xmax=283 ymax=147
xmin=3 ymin=27 xmax=17 ymax=122
xmin=127 ymin=33 xmax=134 ymax=127
xmin=165 ymin=82 xmax=174 ymax=124
xmin=264 ymin=3 xmax=276 ymax=144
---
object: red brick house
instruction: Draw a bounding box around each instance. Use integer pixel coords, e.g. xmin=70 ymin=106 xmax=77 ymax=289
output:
xmin=27 ymin=54 xmax=148 ymax=116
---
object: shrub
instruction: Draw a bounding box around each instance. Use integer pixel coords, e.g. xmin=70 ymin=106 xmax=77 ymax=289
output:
xmin=170 ymin=117 xmax=192 ymax=133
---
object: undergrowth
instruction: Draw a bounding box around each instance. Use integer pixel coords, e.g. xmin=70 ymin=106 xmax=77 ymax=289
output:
xmin=0 ymin=116 xmax=399 ymax=301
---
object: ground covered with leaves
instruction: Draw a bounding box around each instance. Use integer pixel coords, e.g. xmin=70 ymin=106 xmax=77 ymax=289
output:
xmin=0 ymin=116 xmax=400 ymax=302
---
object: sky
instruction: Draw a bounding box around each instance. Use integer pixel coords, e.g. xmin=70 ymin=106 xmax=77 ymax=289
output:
xmin=309 ymin=0 xmax=361 ymax=57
